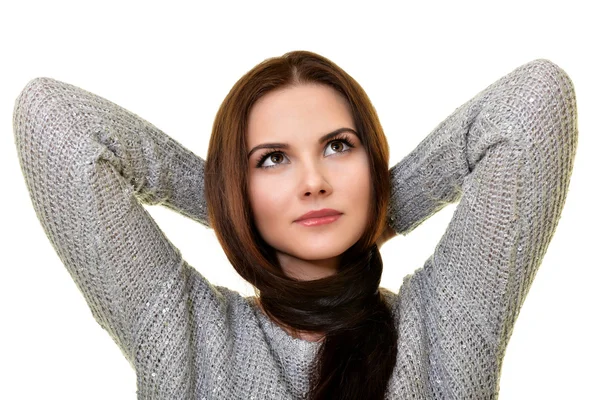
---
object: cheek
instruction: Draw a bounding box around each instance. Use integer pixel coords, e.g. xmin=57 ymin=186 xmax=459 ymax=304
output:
xmin=248 ymin=175 xmax=293 ymax=231
xmin=341 ymin=158 xmax=371 ymax=204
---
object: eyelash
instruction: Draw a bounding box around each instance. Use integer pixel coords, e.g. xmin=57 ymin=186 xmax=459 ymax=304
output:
xmin=255 ymin=134 xmax=357 ymax=169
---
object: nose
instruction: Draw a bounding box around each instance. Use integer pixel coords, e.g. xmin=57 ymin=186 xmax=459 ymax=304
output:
xmin=300 ymin=161 xmax=333 ymax=197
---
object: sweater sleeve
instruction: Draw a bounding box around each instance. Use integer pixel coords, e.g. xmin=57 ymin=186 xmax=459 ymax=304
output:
xmin=12 ymin=77 xmax=213 ymax=368
xmin=387 ymin=59 xmax=577 ymax=388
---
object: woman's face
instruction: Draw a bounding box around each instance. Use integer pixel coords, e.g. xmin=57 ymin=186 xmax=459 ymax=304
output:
xmin=246 ymin=83 xmax=372 ymax=280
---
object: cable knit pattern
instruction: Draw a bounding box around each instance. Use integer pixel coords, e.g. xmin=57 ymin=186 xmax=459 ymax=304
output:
xmin=12 ymin=58 xmax=578 ymax=399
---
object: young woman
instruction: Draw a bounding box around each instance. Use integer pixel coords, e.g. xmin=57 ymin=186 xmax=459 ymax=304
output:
xmin=13 ymin=51 xmax=578 ymax=399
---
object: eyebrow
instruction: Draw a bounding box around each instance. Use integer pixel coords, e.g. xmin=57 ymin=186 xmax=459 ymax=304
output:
xmin=247 ymin=127 xmax=359 ymax=158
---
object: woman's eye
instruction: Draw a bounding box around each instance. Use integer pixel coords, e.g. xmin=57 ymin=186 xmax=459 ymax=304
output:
xmin=261 ymin=152 xmax=288 ymax=168
xmin=324 ymin=140 xmax=350 ymax=156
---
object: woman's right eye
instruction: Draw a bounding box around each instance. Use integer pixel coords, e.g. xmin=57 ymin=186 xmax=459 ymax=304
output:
xmin=257 ymin=152 xmax=289 ymax=169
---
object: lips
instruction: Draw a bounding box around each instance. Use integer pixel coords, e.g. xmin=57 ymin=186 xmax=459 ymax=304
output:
xmin=295 ymin=208 xmax=342 ymax=222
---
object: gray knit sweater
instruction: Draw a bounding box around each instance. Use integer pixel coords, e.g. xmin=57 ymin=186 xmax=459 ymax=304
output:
xmin=13 ymin=58 xmax=577 ymax=399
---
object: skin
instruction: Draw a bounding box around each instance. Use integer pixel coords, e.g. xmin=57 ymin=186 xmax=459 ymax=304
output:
xmin=246 ymin=83 xmax=397 ymax=341
xmin=246 ymin=83 xmax=372 ymax=281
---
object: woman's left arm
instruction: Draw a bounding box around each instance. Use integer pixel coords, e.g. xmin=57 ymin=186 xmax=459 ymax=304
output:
xmin=386 ymin=58 xmax=578 ymax=394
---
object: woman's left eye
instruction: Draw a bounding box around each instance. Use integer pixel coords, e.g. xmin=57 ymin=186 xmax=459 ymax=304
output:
xmin=324 ymin=140 xmax=351 ymax=156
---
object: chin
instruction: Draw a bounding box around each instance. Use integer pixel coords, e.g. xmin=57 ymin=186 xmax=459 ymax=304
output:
xmin=293 ymin=241 xmax=353 ymax=260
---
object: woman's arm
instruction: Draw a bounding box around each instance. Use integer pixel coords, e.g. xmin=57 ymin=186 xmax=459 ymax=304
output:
xmin=12 ymin=77 xmax=216 ymax=375
xmin=387 ymin=59 xmax=577 ymax=393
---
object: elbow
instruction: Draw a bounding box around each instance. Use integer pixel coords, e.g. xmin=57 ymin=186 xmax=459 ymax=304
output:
xmin=523 ymin=58 xmax=578 ymax=159
xmin=525 ymin=58 xmax=577 ymax=115
xmin=13 ymin=77 xmax=64 ymax=139
xmin=14 ymin=77 xmax=62 ymax=123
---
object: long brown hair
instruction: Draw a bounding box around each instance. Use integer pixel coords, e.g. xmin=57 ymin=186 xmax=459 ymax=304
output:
xmin=205 ymin=50 xmax=398 ymax=399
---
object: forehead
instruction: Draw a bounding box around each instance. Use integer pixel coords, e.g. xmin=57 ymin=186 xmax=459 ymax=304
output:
xmin=246 ymin=84 xmax=354 ymax=144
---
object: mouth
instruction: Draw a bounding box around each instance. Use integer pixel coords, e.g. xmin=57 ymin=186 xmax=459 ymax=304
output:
xmin=295 ymin=214 xmax=342 ymax=227
xmin=295 ymin=208 xmax=343 ymax=222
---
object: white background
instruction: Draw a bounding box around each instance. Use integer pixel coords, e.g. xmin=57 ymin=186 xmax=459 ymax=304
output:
xmin=1 ymin=1 xmax=597 ymax=398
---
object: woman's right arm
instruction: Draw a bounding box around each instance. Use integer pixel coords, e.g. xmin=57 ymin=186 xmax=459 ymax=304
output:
xmin=12 ymin=77 xmax=214 ymax=374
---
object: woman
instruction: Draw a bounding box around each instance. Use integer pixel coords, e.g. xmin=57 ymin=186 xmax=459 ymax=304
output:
xmin=13 ymin=51 xmax=578 ymax=399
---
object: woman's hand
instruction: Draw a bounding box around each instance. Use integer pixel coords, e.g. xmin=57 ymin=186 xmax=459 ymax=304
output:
xmin=376 ymin=224 xmax=398 ymax=249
